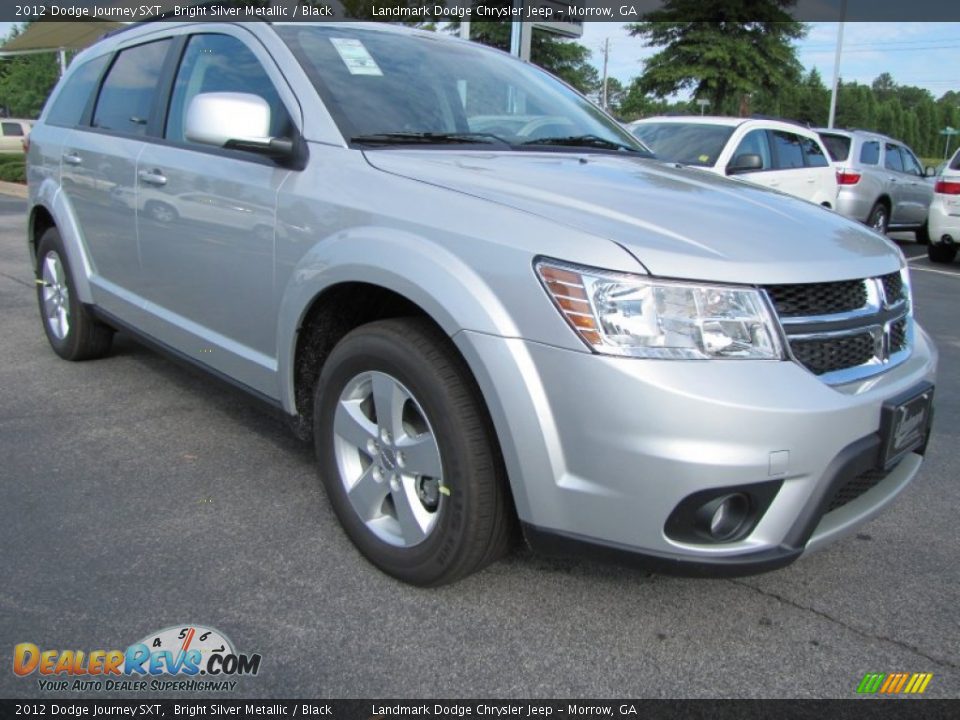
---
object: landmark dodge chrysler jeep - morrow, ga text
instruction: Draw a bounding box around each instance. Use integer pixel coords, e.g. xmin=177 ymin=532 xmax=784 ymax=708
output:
xmin=27 ymin=22 xmax=936 ymax=585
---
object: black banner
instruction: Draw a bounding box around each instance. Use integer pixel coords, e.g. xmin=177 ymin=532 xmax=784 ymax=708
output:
xmin=1 ymin=700 xmax=960 ymax=720
xmin=2 ymin=0 xmax=960 ymax=24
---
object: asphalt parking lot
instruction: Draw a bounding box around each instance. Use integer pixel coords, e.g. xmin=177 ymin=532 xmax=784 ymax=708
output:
xmin=1 ymin=193 xmax=958 ymax=699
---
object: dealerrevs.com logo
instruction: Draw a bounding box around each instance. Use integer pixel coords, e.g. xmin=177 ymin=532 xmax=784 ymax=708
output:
xmin=13 ymin=625 xmax=262 ymax=692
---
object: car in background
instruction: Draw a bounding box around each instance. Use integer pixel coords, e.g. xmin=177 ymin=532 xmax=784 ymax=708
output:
xmin=628 ymin=116 xmax=838 ymax=207
xmin=927 ymin=148 xmax=960 ymax=263
xmin=816 ymin=128 xmax=934 ymax=241
xmin=0 ymin=118 xmax=32 ymax=153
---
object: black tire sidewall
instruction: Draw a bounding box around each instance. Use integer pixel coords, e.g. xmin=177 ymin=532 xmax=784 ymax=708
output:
xmin=314 ymin=324 xmax=486 ymax=585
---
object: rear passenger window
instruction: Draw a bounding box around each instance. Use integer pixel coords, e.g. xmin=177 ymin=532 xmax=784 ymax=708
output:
xmin=1 ymin=122 xmax=24 ymax=136
xmin=771 ymin=131 xmax=804 ymax=169
xmin=801 ymin=137 xmax=829 ymax=167
xmin=92 ymin=39 xmax=171 ymax=136
xmin=732 ymin=129 xmax=772 ymax=170
xmin=165 ymin=34 xmax=293 ymax=144
xmin=46 ymin=54 xmax=110 ymax=128
xmin=859 ymin=141 xmax=880 ymax=165
xmin=951 ymin=152 xmax=960 ymax=171
xmin=884 ymin=144 xmax=904 ymax=172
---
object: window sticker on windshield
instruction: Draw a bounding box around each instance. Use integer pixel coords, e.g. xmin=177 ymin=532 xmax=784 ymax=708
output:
xmin=330 ymin=38 xmax=382 ymax=76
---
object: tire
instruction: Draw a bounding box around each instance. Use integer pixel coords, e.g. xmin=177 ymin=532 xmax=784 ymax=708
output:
xmin=866 ymin=202 xmax=889 ymax=235
xmin=314 ymin=317 xmax=514 ymax=586
xmin=915 ymin=222 xmax=931 ymax=245
xmin=927 ymin=243 xmax=957 ymax=264
xmin=35 ymin=227 xmax=113 ymax=361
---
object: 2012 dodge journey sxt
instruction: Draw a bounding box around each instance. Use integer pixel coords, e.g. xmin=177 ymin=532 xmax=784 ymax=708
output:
xmin=27 ymin=22 xmax=937 ymax=585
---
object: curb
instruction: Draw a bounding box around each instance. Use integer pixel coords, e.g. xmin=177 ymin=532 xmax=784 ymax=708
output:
xmin=0 ymin=180 xmax=27 ymax=199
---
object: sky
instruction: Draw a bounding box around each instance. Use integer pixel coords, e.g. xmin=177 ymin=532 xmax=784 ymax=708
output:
xmin=580 ymin=21 xmax=960 ymax=101
xmin=1 ymin=20 xmax=957 ymax=101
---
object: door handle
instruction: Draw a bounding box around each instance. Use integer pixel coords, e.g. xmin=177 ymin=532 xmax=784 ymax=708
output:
xmin=62 ymin=153 xmax=82 ymax=166
xmin=138 ymin=169 xmax=167 ymax=186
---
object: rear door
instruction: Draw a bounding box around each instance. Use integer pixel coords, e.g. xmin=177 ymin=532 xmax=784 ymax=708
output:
xmin=768 ymin=129 xmax=815 ymax=201
xmin=135 ymin=29 xmax=300 ymax=393
xmin=0 ymin=121 xmax=27 ymax=152
xmin=60 ymin=37 xmax=173 ymax=317
xmin=883 ymin=142 xmax=912 ymax=225
xmin=897 ymin=145 xmax=934 ymax=224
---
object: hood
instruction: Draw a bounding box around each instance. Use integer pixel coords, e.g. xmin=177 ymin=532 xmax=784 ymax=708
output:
xmin=364 ymin=149 xmax=902 ymax=284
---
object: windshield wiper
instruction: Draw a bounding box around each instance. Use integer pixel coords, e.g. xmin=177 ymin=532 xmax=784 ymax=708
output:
xmin=521 ymin=134 xmax=646 ymax=153
xmin=350 ymin=132 xmax=511 ymax=147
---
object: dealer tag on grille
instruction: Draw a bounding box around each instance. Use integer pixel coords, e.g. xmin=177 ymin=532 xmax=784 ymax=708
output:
xmin=880 ymin=383 xmax=934 ymax=468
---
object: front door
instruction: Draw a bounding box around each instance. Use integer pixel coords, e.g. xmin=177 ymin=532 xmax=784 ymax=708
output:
xmin=135 ymin=31 xmax=298 ymax=393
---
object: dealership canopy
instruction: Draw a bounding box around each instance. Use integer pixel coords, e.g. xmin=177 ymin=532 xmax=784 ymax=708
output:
xmin=0 ymin=21 xmax=124 ymax=74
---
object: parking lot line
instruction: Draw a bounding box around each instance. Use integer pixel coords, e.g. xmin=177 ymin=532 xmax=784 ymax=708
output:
xmin=906 ymin=264 xmax=960 ymax=277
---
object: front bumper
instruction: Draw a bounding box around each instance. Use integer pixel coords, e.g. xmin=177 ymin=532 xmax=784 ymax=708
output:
xmin=454 ymin=326 xmax=937 ymax=576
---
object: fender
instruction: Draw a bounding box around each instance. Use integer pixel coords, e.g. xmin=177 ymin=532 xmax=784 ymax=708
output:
xmin=30 ymin=178 xmax=96 ymax=304
xmin=276 ymin=225 xmax=523 ymax=415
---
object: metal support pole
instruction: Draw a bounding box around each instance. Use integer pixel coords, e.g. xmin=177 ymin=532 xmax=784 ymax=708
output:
xmin=58 ymin=48 xmax=67 ymax=76
xmin=460 ymin=21 xmax=470 ymax=40
xmin=509 ymin=2 xmax=523 ymax=57
xmin=827 ymin=0 xmax=847 ymax=129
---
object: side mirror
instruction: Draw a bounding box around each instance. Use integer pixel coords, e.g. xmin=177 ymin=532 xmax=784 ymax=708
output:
xmin=185 ymin=92 xmax=294 ymax=159
xmin=727 ymin=153 xmax=763 ymax=175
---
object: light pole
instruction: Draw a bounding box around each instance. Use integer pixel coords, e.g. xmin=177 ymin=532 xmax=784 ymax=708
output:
xmin=828 ymin=0 xmax=847 ymax=129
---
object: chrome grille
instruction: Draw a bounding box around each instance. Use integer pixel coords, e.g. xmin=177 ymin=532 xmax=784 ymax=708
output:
xmin=764 ymin=271 xmax=911 ymax=384
xmin=765 ymin=280 xmax=867 ymax=317
xmin=790 ymin=332 xmax=876 ymax=376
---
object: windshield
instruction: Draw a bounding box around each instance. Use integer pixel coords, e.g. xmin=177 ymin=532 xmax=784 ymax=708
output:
xmin=629 ymin=122 xmax=734 ymax=166
xmin=275 ymin=25 xmax=649 ymax=154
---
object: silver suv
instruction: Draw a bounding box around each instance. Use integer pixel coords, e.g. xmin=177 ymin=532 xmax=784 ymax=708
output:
xmin=27 ymin=23 xmax=937 ymax=585
xmin=817 ymin=128 xmax=935 ymax=241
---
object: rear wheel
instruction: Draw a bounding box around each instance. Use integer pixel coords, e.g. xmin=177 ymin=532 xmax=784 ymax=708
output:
xmin=927 ymin=243 xmax=957 ymax=264
xmin=314 ymin=317 xmax=514 ymax=586
xmin=866 ymin=202 xmax=889 ymax=235
xmin=35 ymin=228 xmax=113 ymax=361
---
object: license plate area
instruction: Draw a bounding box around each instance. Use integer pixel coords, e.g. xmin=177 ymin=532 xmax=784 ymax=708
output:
xmin=879 ymin=382 xmax=934 ymax=469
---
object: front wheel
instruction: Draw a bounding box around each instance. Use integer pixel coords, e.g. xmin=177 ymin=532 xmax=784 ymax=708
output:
xmin=927 ymin=243 xmax=957 ymax=264
xmin=35 ymin=227 xmax=113 ymax=361
xmin=314 ymin=318 xmax=514 ymax=586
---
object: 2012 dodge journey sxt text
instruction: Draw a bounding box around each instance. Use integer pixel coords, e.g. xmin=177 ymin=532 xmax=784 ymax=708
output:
xmin=27 ymin=22 xmax=937 ymax=585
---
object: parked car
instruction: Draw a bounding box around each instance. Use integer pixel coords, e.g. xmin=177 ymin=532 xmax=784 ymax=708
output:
xmin=27 ymin=22 xmax=936 ymax=586
xmin=927 ymin=148 xmax=960 ymax=263
xmin=628 ymin=116 xmax=838 ymax=207
xmin=0 ymin=118 xmax=32 ymax=153
xmin=816 ymin=128 xmax=935 ymax=241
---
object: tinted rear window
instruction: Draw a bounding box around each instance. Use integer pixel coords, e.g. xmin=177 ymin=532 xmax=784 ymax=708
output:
xmin=771 ymin=131 xmax=805 ymax=169
xmin=859 ymin=141 xmax=880 ymax=165
xmin=92 ymin=39 xmax=171 ymax=136
xmin=46 ymin=54 xmax=110 ymax=128
xmin=630 ymin=123 xmax=734 ymax=166
xmin=1 ymin=122 xmax=24 ymax=136
xmin=819 ymin=134 xmax=850 ymax=162
xmin=884 ymin=144 xmax=904 ymax=172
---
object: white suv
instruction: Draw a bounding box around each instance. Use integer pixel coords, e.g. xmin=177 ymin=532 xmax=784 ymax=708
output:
xmin=928 ymin=148 xmax=960 ymax=263
xmin=629 ymin=116 xmax=838 ymax=207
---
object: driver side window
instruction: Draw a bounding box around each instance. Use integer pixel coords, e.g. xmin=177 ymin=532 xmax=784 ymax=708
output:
xmin=166 ymin=34 xmax=293 ymax=145
xmin=731 ymin=129 xmax=772 ymax=171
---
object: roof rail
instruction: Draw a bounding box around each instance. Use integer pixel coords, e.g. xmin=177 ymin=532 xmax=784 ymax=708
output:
xmin=748 ymin=114 xmax=811 ymax=128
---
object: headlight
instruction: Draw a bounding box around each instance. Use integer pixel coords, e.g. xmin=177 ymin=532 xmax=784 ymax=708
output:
xmin=535 ymin=259 xmax=784 ymax=360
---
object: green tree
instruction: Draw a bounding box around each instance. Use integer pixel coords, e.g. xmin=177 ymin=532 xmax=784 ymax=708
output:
xmin=627 ymin=0 xmax=806 ymax=115
xmin=0 ymin=24 xmax=62 ymax=118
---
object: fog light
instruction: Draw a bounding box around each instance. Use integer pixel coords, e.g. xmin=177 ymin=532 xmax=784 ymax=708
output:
xmin=698 ymin=493 xmax=750 ymax=541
